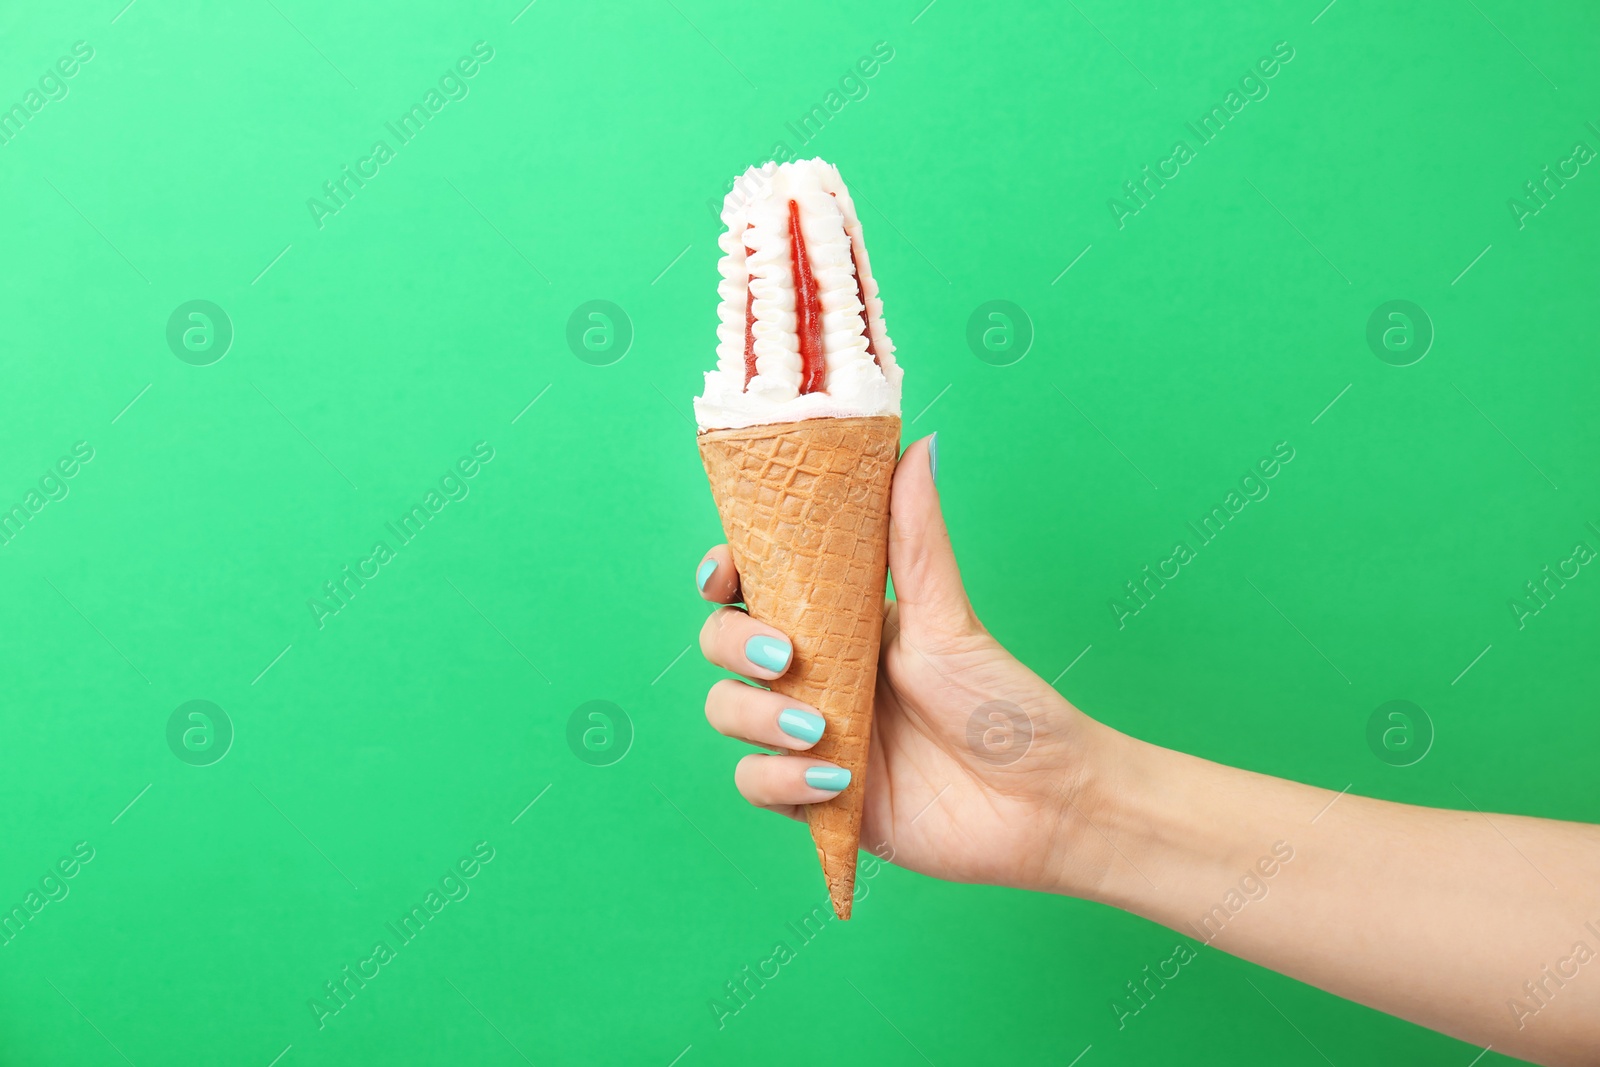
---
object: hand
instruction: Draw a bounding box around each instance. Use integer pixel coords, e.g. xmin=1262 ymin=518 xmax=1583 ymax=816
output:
xmin=694 ymin=435 xmax=1118 ymax=896
xmin=702 ymin=434 xmax=1600 ymax=1059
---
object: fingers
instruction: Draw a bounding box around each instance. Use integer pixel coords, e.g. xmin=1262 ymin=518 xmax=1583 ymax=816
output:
xmin=735 ymin=753 xmax=852 ymax=807
xmin=693 ymin=554 xmax=845 ymax=819
xmin=705 ymin=678 xmax=827 ymax=750
xmin=698 ymin=607 xmax=792 ymax=680
xmin=705 ymin=681 xmax=843 ymax=822
xmin=694 ymin=545 xmax=741 ymax=604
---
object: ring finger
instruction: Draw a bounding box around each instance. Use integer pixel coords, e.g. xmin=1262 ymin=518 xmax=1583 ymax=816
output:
xmin=705 ymin=679 xmax=827 ymax=750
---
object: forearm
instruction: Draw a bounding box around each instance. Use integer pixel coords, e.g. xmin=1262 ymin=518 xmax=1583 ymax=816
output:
xmin=1070 ymin=727 xmax=1600 ymax=1063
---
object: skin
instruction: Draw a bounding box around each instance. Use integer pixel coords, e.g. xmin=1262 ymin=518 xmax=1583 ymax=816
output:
xmin=695 ymin=435 xmax=1600 ymax=1066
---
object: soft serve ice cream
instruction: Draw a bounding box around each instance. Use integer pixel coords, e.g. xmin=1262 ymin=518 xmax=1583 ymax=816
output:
xmin=694 ymin=156 xmax=904 ymax=918
xmin=694 ymin=159 xmax=902 ymax=431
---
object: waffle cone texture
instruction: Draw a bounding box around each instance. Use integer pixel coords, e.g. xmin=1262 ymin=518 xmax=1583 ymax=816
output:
xmin=698 ymin=414 xmax=901 ymax=919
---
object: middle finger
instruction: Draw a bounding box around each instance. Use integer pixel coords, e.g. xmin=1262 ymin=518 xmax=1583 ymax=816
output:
xmin=698 ymin=606 xmax=793 ymax=680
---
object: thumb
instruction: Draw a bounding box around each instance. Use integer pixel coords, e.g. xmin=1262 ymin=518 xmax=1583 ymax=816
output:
xmin=887 ymin=434 xmax=979 ymax=637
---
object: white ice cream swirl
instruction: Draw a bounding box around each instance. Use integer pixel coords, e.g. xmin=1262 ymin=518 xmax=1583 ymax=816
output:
xmin=695 ymin=158 xmax=901 ymax=431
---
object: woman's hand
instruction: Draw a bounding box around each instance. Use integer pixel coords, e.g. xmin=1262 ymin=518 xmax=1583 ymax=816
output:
xmin=692 ymin=434 xmax=1600 ymax=1062
xmin=693 ymin=435 xmax=1118 ymax=897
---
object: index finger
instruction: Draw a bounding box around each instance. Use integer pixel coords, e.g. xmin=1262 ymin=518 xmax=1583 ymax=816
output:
xmin=694 ymin=544 xmax=742 ymax=604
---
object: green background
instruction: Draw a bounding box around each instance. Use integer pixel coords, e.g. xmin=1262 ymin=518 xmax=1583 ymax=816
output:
xmin=1 ymin=0 xmax=1596 ymax=1063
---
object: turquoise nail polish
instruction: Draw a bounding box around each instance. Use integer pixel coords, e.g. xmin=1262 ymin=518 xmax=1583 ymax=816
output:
xmin=928 ymin=432 xmax=939 ymax=485
xmin=778 ymin=708 xmax=825 ymax=744
xmin=744 ymin=635 xmax=791 ymax=673
xmin=695 ymin=558 xmax=717 ymax=591
xmin=805 ymin=766 xmax=851 ymax=792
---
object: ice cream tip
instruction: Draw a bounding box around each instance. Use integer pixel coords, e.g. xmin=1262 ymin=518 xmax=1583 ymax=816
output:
xmin=694 ymin=158 xmax=902 ymax=432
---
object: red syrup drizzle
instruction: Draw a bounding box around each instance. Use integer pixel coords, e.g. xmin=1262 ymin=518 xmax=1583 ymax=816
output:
xmin=829 ymin=191 xmax=879 ymax=368
xmin=788 ymin=199 xmax=826 ymax=395
xmin=741 ymin=226 xmax=757 ymax=387
xmin=850 ymin=242 xmax=879 ymax=367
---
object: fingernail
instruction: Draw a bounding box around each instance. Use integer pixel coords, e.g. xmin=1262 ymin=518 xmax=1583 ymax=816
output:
xmin=778 ymin=708 xmax=825 ymax=744
xmin=744 ymin=635 xmax=792 ymax=673
xmin=695 ymin=558 xmax=717 ymax=591
xmin=805 ymin=766 xmax=851 ymax=792
xmin=928 ymin=433 xmax=939 ymax=485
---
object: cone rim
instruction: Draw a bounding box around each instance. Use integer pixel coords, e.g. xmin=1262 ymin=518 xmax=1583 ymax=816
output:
xmin=697 ymin=413 xmax=902 ymax=441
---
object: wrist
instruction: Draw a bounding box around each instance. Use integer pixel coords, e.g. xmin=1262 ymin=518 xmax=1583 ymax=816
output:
xmin=1053 ymin=727 xmax=1288 ymax=928
xmin=1035 ymin=715 xmax=1143 ymax=901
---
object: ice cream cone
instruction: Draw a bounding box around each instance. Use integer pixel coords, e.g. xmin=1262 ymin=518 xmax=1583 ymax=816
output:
xmin=698 ymin=413 xmax=901 ymax=919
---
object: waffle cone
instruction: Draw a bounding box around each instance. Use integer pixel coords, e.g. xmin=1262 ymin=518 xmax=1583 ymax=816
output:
xmin=698 ymin=414 xmax=901 ymax=919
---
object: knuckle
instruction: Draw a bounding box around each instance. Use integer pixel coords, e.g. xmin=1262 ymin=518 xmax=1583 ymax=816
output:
xmin=708 ymin=606 xmax=749 ymax=645
xmin=699 ymin=608 xmax=738 ymax=652
xmin=733 ymin=755 xmax=764 ymax=803
xmin=705 ymin=679 xmax=741 ymax=722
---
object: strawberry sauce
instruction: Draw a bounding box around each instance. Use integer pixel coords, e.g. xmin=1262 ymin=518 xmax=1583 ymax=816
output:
xmin=788 ymin=199 xmax=826 ymax=395
xmin=830 ymin=190 xmax=878 ymax=368
xmin=850 ymin=241 xmax=878 ymax=366
xmin=741 ymin=228 xmax=757 ymax=387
